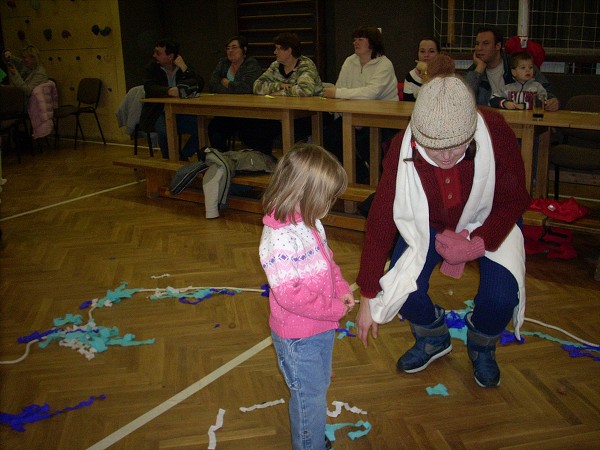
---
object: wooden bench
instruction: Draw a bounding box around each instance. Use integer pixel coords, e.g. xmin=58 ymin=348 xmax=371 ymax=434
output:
xmin=522 ymin=210 xmax=546 ymax=227
xmin=113 ymin=158 xmax=600 ymax=276
xmin=522 ymin=208 xmax=600 ymax=281
xmin=546 ymin=214 xmax=600 ymax=281
xmin=113 ymin=157 xmax=374 ymax=231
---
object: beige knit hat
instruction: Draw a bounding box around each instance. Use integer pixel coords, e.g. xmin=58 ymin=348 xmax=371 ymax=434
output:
xmin=411 ymin=69 xmax=477 ymax=150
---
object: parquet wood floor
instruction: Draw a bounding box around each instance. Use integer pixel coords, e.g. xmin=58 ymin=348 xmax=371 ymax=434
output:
xmin=1 ymin=142 xmax=599 ymax=449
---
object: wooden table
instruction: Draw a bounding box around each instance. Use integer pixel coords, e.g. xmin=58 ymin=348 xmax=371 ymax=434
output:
xmin=331 ymin=100 xmax=599 ymax=196
xmin=565 ymin=110 xmax=600 ymax=131
xmin=142 ymin=95 xmax=599 ymax=198
xmin=141 ymin=94 xmax=341 ymax=161
xmin=325 ymin=100 xmax=412 ymax=185
xmin=493 ymin=108 xmax=600 ymax=198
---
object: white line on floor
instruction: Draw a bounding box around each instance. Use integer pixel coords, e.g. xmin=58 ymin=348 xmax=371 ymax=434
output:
xmin=0 ymin=181 xmax=144 ymax=222
xmin=86 ymin=337 xmax=272 ymax=450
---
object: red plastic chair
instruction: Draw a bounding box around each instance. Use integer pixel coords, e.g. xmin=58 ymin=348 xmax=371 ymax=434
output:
xmin=397 ymin=82 xmax=404 ymax=101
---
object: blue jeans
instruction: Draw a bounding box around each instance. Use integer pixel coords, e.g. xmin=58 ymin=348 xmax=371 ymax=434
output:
xmin=271 ymin=330 xmax=334 ymax=450
xmin=154 ymin=112 xmax=200 ymax=159
xmin=391 ymin=226 xmax=519 ymax=335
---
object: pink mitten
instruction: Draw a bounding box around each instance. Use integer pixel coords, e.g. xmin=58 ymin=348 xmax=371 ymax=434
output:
xmin=436 ymin=229 xmax=485 ymax=265
xmin=440 ymin=260 xmax=465 ymax=279
xmin=434 ymin=229 xmax=469 ymax=259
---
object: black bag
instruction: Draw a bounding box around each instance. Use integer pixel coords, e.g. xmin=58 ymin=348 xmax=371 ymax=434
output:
xmin=177 ymin=83 xmax=201 ymax=99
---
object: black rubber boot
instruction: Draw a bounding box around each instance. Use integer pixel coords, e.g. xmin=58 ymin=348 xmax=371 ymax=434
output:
xmin=397 ymin=306 xmax=452 ymax=373
xmin=465 ymin=312 xmax=501 ymax=387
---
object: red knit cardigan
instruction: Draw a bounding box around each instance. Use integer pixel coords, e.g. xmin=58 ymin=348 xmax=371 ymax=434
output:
xmin=357 ymin=108 xmax=531 ymax=298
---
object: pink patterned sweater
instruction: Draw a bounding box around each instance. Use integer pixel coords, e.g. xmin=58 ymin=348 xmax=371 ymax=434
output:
xmin=259 ymin=213 xmax=351 ymax=339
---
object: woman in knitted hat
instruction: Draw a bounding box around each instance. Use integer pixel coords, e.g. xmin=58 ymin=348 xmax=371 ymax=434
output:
xmin=354 ymin=54 xmax=531 ymax=388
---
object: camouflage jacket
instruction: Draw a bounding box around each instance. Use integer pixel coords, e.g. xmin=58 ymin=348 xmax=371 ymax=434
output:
xmin=253 ymin=55 xmax=323 ymax=97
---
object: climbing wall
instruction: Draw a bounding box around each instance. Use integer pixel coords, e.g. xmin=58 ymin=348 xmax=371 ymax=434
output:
xmin=0 ymin=0 xmax=128 ymax=143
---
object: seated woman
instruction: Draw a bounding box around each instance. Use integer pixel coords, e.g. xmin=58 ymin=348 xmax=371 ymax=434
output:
xmin=208 ymin=36 xmax=263 ymax=151
xmin=3 ymin=45 xmax=49 ymax=97
xmin=322 ymin=26 xmax=398 ymax=184
xmin=403 ymin=37 xmax=440 ymax=102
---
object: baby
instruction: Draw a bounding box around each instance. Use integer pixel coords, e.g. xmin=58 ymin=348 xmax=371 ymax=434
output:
xmin=490 ymin=51 xmax=548 ymax=110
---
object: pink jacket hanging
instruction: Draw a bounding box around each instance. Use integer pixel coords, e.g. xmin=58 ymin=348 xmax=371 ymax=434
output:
xmin=28 ymin=80 xmax=58 ymax=139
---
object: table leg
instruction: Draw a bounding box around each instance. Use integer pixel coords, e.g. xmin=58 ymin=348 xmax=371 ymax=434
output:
xmin=369 ymin=127 xmax=381 ymax=186
xmin=342 ymin=113 xmax=357 ymax=213
xmin=342 ymin=113 xmax=355 ymax=183
xmin=198 ymin=115 xmax=208 ymax=149
xmin=165 ymin=104 xmax=179 ymax=162
xmin=520 ymin=124 xmax=534 ymax=195
xmin=535 ymin=128 xmax=550 ymax=198
xmin=280 ymin=110 xmax=295 ymax=153
xmin=311 ymin=112 xmax=323 ymax=146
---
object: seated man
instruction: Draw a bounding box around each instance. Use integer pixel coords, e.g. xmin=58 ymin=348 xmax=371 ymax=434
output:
xmin=465 ymin=26 xmax=559 ymax=111
xmin=139 ymin=39 xmax=204 ymax=160
xmin=245 ymin=32 xmax=323 ymax=155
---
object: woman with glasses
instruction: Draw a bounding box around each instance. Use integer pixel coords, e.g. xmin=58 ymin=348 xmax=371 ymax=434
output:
xmin=208 ymin=36 xmax=263 ymax=152
xmin=208 ymin=36 xmax=262 ymax=95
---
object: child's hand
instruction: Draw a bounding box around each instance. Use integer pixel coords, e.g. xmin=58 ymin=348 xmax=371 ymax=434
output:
xmin=546 ymin=97 xmax=560 ymax=111
xmin=415 ymin=60 xmax=428 ymax=77
xmin=340 ymin=293 xmax=355 ymax=313
xmin=6 ymin=61 xmax=16 ymax=76
xmin=504 ymin=101 xmax=518 ymax=110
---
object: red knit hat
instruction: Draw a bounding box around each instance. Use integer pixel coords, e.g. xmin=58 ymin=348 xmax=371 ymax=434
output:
xmin=505 ymin=36 xmax=546 ymax=68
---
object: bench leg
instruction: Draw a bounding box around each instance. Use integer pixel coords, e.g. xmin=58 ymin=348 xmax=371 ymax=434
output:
xmin=144 ymin=168 xmax=172 ymax=199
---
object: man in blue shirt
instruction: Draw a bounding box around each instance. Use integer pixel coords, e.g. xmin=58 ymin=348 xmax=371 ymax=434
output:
xmin=465 ymin=26 xmax=559 ymax=111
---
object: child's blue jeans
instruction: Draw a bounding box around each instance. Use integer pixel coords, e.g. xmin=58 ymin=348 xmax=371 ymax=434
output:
xmin=271 ymin=329 xmax=334 ymax=450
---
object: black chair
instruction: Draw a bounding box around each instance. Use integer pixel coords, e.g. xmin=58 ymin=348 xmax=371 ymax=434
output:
xmin=0 ymin=86 xmax=31 ymax=163
xmin=550 ymin=95 xmax=600 ymax=199
xmin=54 ymin=78 xmax=106 ymax=148
xmin=133 ymin=123 xmax=155 ymax=157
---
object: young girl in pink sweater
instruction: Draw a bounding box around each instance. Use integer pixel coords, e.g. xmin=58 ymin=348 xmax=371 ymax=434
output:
xmin=259 ymin=143 xmax=355 ymax=450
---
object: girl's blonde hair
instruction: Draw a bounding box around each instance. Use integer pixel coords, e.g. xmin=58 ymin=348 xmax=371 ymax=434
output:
xmin=262 ymin=144 xmax=347 ymax=228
